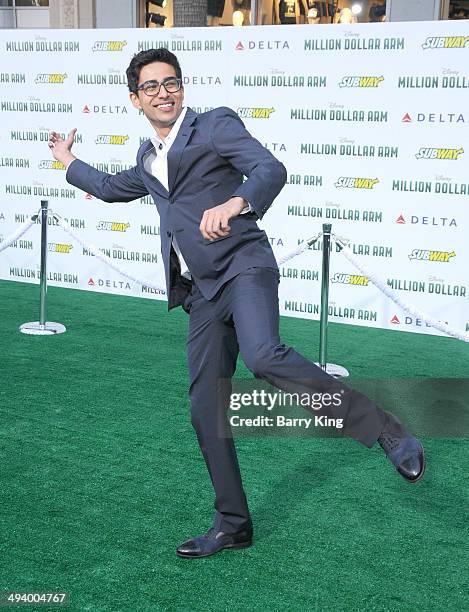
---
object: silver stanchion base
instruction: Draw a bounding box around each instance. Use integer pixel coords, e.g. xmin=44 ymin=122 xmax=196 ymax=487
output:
xmin=19 ymin=321 xmax=66 ymax=335
xmin=315 ymin=362 xmax=349 ymax=378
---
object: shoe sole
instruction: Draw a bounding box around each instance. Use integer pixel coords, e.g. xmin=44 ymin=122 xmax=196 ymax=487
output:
xmin=176 ymin=540 xmax=253 ymax=558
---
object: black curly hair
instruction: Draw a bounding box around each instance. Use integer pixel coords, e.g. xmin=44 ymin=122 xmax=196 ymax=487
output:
xmin=126 ymin=48 xmax=182 ymax=94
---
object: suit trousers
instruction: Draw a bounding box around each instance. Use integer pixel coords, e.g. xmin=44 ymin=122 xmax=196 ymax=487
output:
xmin=185 ymin=267 xmax=386 ymax=534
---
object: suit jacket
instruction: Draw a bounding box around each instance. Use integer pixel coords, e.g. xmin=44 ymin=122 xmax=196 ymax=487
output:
xmin=66 ymin=106 xmax=287 ymax=309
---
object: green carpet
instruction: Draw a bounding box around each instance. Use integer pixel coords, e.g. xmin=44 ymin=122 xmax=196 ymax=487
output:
xmin=0 ymin=280 xmax=468 ymax=611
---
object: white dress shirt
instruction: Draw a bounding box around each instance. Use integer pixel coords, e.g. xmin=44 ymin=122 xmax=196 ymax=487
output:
xmin=149 ymin=107 xmax=191 ymax=277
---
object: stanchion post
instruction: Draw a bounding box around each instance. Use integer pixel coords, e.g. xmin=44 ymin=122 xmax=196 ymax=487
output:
xmin=315 ymin=223 xmax=349 ymax=378
xmin=19 ymin=200 xmax=66 ymax=335
xmin=38 ymin=200 xmax=48 ymax=326
xmin=319 ymin=223 xmax=331 ymax=369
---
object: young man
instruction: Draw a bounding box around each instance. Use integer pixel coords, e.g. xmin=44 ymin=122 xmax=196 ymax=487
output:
xmin=49 ymin=48 xmax=425 ymax=559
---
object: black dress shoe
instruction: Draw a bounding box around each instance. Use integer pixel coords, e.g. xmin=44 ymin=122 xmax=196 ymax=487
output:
xmin=176 ymin=528 xmax=253 ymax=558
xmin=378 ymin=411 xmax=426 ymax=483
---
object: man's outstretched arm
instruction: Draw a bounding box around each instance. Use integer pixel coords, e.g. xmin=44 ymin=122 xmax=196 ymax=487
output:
xmin=49 ymin=129 xmax=148 ymax=203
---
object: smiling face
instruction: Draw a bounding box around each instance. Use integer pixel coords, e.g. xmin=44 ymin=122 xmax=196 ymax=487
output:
xmin=130 ymin=61 xmax=184 ymax=137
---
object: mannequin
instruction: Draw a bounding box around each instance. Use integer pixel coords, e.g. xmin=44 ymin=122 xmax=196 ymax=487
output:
xmin=232 ymin=0 xmax=250 ymax=24
xmin=305 ymin=0 xmax=335 ymax=23
xmin=307 ymin=3 xmax=320 ymax=24
xmin=307 ymin=6 xmax=320 ymax=23
xmin=298 ymin=0 xmax=309 ymax=23
xmin=334 ymin=7 xmax=357 ymax=24
xmin=260 ymin=0 xmax=275 ymax=24
xmin=368 ymin=1 xmax=386 ymax=22
xmin=207 ymin=0 xmax=225 ymax=26
xmin=232 ymin=9 xmax=245 ymax=25
xmin=277 ymin=0 xmax=309 ymax=24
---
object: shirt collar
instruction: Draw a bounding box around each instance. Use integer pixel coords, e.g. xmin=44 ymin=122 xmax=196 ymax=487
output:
xmin=150 ymin=106 xmax=188 ymax=151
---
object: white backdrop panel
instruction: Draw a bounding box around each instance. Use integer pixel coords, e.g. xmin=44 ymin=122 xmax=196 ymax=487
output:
xmin=0 ymin=22 xmax=468 ymax=338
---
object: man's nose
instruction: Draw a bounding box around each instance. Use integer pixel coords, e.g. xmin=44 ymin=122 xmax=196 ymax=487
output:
xmin=157 ymin=85 xmax=169 ymax=98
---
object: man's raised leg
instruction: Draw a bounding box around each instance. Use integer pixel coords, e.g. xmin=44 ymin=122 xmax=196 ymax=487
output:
xmin=228 ymin=267 xmax=425 ymax=480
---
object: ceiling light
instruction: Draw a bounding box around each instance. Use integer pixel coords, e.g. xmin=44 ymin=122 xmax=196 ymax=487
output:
xmin=147 ymin=0 xmax=167 ymax=8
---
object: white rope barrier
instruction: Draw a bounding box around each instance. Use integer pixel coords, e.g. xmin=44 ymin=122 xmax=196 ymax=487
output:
xmin=1 ymin=212 xmax=467 ymax=343
xmin=0 ymin=209 xmax=319 ymax=291
xmin=332 ymin=234 xmax=469 ymax=343
xmin=276 ymin=233 xmax=321 ymax=265
xmin=0 ymin=216 xmax=37 ymax=254
xmin=57 ymin=213 xmax=320 ymax=292
xmin=55 ymin=215 xmax=167 ymax=294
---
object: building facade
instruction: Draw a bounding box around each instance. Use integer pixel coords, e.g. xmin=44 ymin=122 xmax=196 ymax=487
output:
xmin=1 ymin=0 xmax=467 ymax=29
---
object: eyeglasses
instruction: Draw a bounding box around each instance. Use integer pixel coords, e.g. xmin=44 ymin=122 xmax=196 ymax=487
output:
xmin=136 ymin=77 xmax=182 ymax=97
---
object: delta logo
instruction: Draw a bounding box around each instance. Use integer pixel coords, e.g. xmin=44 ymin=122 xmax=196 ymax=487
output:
xmin=82 ymin=105 xmax=128 ymax=115
xmin=48 ymin=243 xmax=73 ymax=254
xmin=402 ymin=112 xmax=465 ymax=124
xmin=390 ymin=315 xmax=400 ymax=324
xmin=95 ymin=135 xmax=129 ymax=145
xmin=237 ymin=107 xmax=275 ymax=119
xmin=396 ymin=214 xmax=457 ymax=228
xmin=334 ymin=177 xmax=379 ymax=189
xmin=96 ymin=221 xmax=130 ymax=232
xmin=92 ymin=41 xmax=127 ymax=52
xmin=415 ymin=147 xmax=463 ymax=160
xmin=339 ymin=76 xmax=384 ymax=88
xmin=35 ymin=73 xmax=67 ymax=84
xmin=87 ymin=277 xmax=130 ymax=289
xmin=38 ymin=160 xmax=66 ymax=170
xmin=235 ymin=40 xmax=290 ymax=51
xmin=422 ymin=36 xmax=469 ymax=50
xmin=331 ymin=273 xmax=369 ymax=286
xmin=408 ymin=249 xmax=455 ymax=263
xmin=85 ymin=193 xmax=94 ymax=200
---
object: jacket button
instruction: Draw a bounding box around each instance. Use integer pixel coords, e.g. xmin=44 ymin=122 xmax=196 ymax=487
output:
xmin=166 ymin=230 xmax=172 ymax=237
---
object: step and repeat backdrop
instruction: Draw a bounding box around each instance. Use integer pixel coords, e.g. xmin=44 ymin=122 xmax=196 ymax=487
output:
xmin=0 ymin=21 xmax=468 ymax=338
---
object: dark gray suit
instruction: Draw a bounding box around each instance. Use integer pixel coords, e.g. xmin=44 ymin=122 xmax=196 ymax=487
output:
xmin=67 ymin=106 xmax=385 ymax=535
xmin=67 ymin=107 xmax=282 ymax=308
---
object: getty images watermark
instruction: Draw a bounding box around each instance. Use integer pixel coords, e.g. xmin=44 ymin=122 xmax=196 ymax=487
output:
xmin=219 ymin=378 xmax=469 ymax=438
xmin=216 ymin=380 xmax=347 ymax=437
xmin=230 ymin=389 xmax=344 ymax=430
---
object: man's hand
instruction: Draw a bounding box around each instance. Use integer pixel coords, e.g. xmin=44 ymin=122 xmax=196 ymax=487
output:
xmin=48 ymin=128 xmax=78 ymax=167
xmin=199 ymin=197 xmax=246 ymax=241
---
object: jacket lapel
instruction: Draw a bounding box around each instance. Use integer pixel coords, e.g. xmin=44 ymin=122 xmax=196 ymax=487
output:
xmin=138 ymin=140 xmax=169 ymax=198
xmin=167 ymin=108 xmax=197 ymax=194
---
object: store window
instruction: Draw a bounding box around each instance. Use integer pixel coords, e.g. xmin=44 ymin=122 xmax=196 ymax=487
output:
xmin=447 ymin=0 xmax=469 ymax=19
xmin=0 ymin=0 xmax=49 ymax=28
xmin=144 ymin=0 xmax=388 ymax=28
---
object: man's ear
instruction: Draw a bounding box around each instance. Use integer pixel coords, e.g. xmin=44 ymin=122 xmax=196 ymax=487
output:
xmin=130 ymin=92 xmax=141 ymax=110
